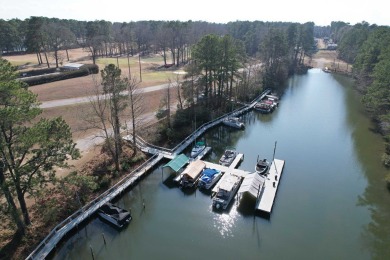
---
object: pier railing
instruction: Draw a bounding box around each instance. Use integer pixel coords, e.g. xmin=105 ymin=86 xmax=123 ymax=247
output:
xmin=129 ymin=88 xmax=272 ymax=156
xmin=26 ymin=154 xmax=161 ymax=260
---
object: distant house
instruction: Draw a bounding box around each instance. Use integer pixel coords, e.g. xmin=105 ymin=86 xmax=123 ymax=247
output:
xmin=61 ymin=63 xmax=85 ymax=71
xmin=327 ymin=43 xmax=338 ymax=50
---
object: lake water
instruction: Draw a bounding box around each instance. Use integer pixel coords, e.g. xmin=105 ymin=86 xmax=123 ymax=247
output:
xmin=51 ymin=69 xmax=390 ymax=260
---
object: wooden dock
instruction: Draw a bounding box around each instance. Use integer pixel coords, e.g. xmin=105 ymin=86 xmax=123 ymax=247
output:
xmin=256 ymin=159 xmax=285 ymax=214
xmin=173 ymin=147 xmax=212 ymax=182
xmin=209 ymin=153 xmax=251 ymax=194
xmin=191 ymin=147 xmax=212 ymax=161
xmin=26 ymin=154 xmax=164 ymax=260
xmin=27 ymin=89 xmax=273 ymax=259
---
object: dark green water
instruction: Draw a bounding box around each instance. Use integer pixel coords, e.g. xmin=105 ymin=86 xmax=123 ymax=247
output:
xmin=52 ymin=69 xmax=390 ymax=260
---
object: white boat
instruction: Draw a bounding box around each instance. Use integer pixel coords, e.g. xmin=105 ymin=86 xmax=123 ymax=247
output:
xmin=212 ymin=174 xmax=242 ymax=210
xmin=180 ymin=160 xmax=206 ymax=188
xmin=222 ymin=117 xmax=245 ymax=129
xmin=190 ymin=141 xmax=206 ymax=158
xmin=255 ymin=158 xmax=270 ymax=175
xmin=98 ymin=202 xmax=132 ymax=229
xmin=219 ymin=149 xmax=238 ymax=166
xmin=198 ymin=168 xmax=223 ymax=190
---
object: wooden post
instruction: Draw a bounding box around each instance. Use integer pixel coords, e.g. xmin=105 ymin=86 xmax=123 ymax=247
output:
xmin=272 ymin=141 xmax=279 ymax=175
xmin=102 ymin=233 xmax=106 ymax=245
xmin=90 ymin=245 xmax=95 ymax=260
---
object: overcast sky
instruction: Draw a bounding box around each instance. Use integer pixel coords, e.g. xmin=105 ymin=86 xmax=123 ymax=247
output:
xmin=0 ymin=0 xmax=388 ymax=26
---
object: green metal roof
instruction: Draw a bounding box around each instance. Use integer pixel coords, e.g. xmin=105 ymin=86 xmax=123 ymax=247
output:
xmin=163 ymin=154 xmax=190 ymax=173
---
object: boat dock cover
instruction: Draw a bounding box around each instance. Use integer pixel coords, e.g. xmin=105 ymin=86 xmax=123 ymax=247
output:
xmin=163 ymin=154 xmax=189 ymax=173
xmin=219 ymin=174 xmax=240 ymax=192
xmin=238 ymin=173 xmax=264 ymax=198
xmin=182 ymin=160 xmax=206 ymax=180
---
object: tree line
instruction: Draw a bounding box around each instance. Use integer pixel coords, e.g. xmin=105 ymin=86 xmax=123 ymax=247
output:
xmin=325 ymin=21 xmax=390 ymax=177
xmin=0 ymin=17 xmax=314 ymax=70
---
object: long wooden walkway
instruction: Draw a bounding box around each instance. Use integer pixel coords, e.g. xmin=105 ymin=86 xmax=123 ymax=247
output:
xmin=123 ymin=88 xmax=271 ymax=159
xmin=26 ymin=154 xmax=163 ymax=260
xmin=27 ymin=89 xmax=271 ymax=259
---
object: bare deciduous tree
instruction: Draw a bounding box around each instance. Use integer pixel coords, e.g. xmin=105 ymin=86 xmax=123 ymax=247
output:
xmin=85 ymin=65 xmax=127 ymax=173
xmin=125 ymin=77 xmax=144 ymax=155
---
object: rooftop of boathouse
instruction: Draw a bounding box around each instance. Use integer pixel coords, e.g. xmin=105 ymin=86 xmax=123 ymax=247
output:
xmin=163 ymin=154 xmax=190 ymax=172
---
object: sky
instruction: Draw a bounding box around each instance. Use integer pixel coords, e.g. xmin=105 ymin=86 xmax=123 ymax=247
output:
xmin=0 ymin=0 xmax=388 ymax=26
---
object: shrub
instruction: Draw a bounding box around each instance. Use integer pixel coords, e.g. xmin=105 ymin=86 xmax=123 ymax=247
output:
xmin=20 ymin=64 xmax=99 ymax=86
xmin=98 ymin=175 xmax=111 ymax=190
xmin=385 ymin=174 xmax=390 ymax=191
xmin=381 ymin=153 xmax=390 ymax=167
xmin=19 ymin=68 xmax=57 ymax=77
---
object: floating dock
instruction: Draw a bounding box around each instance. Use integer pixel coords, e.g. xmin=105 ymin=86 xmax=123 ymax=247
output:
xmin=256 ymin=159 xmax=285 ymax=215
xmin=191 ymin=147 xmax=212 ymax=161
xmin=210 ymin=154 xmax=250 ymax=194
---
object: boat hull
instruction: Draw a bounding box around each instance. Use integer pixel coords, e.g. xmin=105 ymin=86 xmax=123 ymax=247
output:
xmin=219 ymin=150 xmax=238 ymax=167
xmin=212 ymin=175 xmax=242 ymax=210
xmin=97 ymin=203 xmax=132 ymax=229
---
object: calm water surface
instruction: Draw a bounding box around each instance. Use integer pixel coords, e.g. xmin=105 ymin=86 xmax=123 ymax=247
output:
xmin=52 ymin=69 xmax=390 ymax=260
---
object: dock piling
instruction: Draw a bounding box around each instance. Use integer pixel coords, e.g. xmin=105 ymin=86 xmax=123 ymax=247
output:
xmin=90 ymin=245 xmax=95 ymax=260
xmin=102 ymin=233 xmax=106 ymax=245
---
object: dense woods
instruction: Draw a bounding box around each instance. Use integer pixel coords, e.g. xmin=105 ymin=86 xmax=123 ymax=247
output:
xmin=0 ymin=17 xmax=314 ymax=83
xmin=315 ymin=22 xmax=390 ymax=181
xmin=326 ymin=23 xmax=390 ymax=167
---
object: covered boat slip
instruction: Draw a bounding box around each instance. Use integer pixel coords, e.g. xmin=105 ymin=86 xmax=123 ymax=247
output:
xmin=238 ymin=172 xmax=265 ymax=200
xmin=178 ymin=160 xmax=206 ymax=185
xmin=182 ymin=160 xmax=206 ymax=180
xmin=163 ymin=154 xmax=190 ymax=173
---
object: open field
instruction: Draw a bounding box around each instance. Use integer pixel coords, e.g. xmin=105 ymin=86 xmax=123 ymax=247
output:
xmin=308 ymin=50 xmax=352 ymax=73
xmin=308 ymin=38 xmax=352 ymax=73
xmin=4 ymin=48 xmax=183 ymax=101
xmin=4 ymin=48 xmax=178 ymax=179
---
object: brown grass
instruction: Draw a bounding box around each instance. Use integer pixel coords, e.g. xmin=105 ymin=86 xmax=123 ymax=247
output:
xmin=306 ymin=39 xmax=352 ymax=73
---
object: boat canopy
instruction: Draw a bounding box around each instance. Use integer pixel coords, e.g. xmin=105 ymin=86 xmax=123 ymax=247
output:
xmin=195 ymin=141 xmax=205 ymax=146
xmin=238 ymin=173 xmax=265 ymax=198
xmin=182 ymin=160 xmax=206 ymax=180
xmin=163 ymin=154 xmax=189 ymax=173
xmin=202 ymin=168 xmax=219 ymax=177
xmin=218 ymin=174 xmax=240 ymax=192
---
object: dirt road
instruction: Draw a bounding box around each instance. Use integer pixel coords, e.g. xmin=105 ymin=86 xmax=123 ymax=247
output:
xmin=40 ymin=83 xmax=171 ymax=108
